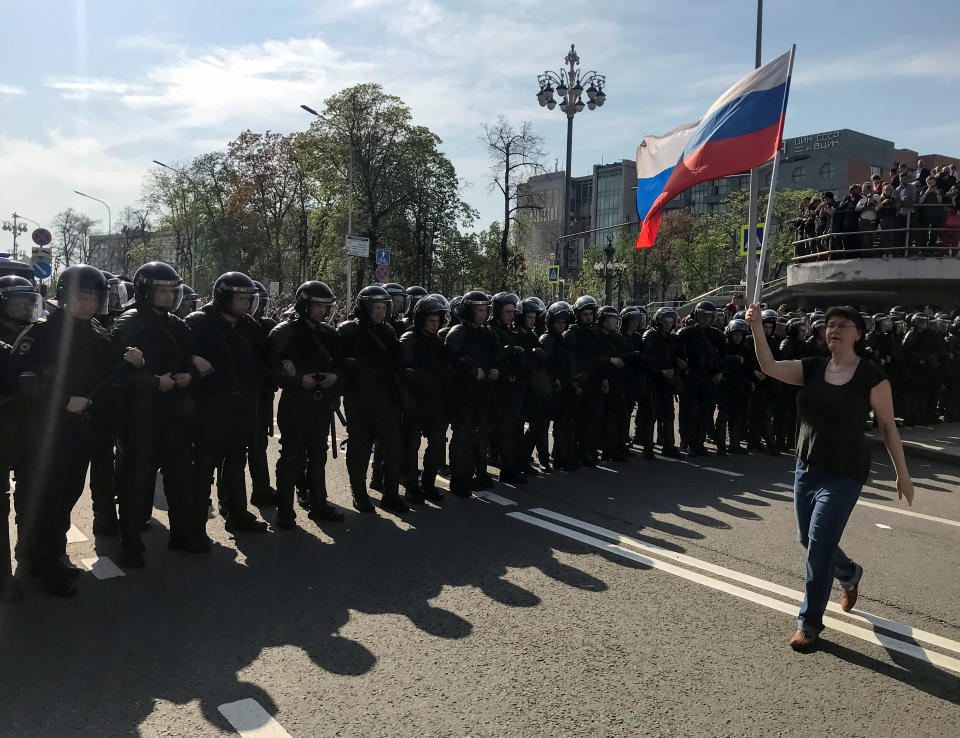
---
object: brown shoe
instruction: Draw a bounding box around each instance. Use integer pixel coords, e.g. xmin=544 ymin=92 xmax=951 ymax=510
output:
xmin=841 ymin=582 xmax=859 ymax=612
xmin=789 ymin=628 xmax=818 ymax=652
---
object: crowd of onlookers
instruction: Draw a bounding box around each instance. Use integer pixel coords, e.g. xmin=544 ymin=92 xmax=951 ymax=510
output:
xmin=793 ymin=160 xmax=960 ymax=258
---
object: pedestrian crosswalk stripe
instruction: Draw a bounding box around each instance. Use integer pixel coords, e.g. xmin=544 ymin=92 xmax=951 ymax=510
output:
xmin=510 ymin=510 xmax=960 ymax=675
xmin=523 ymin=507 xmax=960 ymax=660
xmin=474 ymin=492 xmax=516 ymax=506
xmin=856 ymin=500 xmax=960 ymax=528
xmin=218 ymin=699 xmax=291 ymax=738
xmin=80 ymin=557 xmax=125 ymax=580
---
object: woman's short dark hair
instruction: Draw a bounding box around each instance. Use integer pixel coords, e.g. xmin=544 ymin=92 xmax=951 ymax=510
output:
xmin=825 ymin=305 xmax=866 ymax=337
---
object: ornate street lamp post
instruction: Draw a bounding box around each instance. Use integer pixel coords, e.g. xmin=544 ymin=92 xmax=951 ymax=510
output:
xmin=536 ymin=44 xmax=606 ymax=299
xmin=594 ymin=234 xmax=627 ymax=307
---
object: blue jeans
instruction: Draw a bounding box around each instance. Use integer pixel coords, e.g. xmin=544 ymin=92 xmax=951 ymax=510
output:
xmin=793 ymin=460 xmax=863 ymax=634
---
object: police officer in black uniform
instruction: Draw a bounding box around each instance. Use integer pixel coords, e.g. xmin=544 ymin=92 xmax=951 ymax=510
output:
xmin=596 ymin=305 xmax=631 ymax=461
xmin=444 ymin=291 xmax=498 ymax=496
xmin=643 ymin=307 xmax=683 ymax=458
xmin=564 ymin=296 xmax=611 ymax=467
xmin=487 ymin=292 xmax=528 ymax=484
xmin=111 ymin=262 xmax=200 ymax=567
xmin=540 ymin=302 xmax=577 ymax=470
xmin=267 ymin=281 xmax=346 ymax=527
xmin=902 ymin=313 xmax=944 ymax=425
xmin=0 ymin=276 xmax=43 ymax=599
xmin=86 ymin=270 xmax=130 ymax=535
xmin=174 ymin=285 xmax=202 ymax=320
xmin=748 ymin=309 xmax=781 ymax=454
xmin=247 ymin=280 xmax=278 ymax=507
xmin=186 ymin=272 xmax=269 ymax=534
xmin=517 ymin=297 xmax=551 ymax=473
xmin=12 ymin=266 xmax=138 ymax=595
xmin=620 ymin=306 xmax=655 ymax=459
xmin=399 ymin=294 xmax=452 ymax=503
xmin=1 ymin=339 xmax=23 ymax=602
xmin=677 ymin=300 xmax=725 ymax=456
xmin=717 ymin=319 xmax=754 ymax=454
xmin=338 ymin=285 xmax=408 ymax=514
xmin=399 ymin=285 xmax=428 ymax=335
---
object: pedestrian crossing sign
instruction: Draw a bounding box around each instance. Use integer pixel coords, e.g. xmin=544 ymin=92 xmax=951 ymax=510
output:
xmin=548 ymin=265 xmax=560 ymax=283
xmin=739 ymin=223 xmax=765 ymax=256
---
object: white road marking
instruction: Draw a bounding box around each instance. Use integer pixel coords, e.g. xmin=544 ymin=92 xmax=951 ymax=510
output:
xmin=66 ymin=525 xmax=88 ymax=543
xmin=218 ymin=699 xmax=291 ymax=738
xmin=80 ymin=557 xmax=125 ymax=580
xmin=510 ymin=511 xmax=960 ymax=674
xmin=648 ymin=454 xmax=743 ymax=476
xmin=876 ymin=523 xmax=892 ymax=529
xmin=699 ymin=465 xmax=744 ymax=477
xmin=474 ymin=491 xmax=516 ymax=506
xmin=524 ymin=507 xmax=960 ymax=659
xmin=856 ymin=500 xmax=960 ymax=528
xmin=772 ymin=482 xmax=793 ymax=490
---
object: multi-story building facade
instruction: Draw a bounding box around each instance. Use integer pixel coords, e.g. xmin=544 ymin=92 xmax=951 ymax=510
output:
xmin=87 ymin=230 xmax=178 ymax=277
xmin=517 ymin=159 xmax=638 ymax=272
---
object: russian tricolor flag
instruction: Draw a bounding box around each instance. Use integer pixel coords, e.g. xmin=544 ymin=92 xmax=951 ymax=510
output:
xmin=635 ymin=49 xmax=794 ymax=249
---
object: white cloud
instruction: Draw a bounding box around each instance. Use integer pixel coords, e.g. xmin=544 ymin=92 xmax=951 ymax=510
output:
xmin=0 ymin=83 xmax=25 ymax=95
xmin=45 ymin=76 xmax=144 ymax=100
xmin=0 ymin=132 xmax=146 ymax=235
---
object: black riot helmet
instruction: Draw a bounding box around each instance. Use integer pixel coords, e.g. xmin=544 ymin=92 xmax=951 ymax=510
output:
xmin=133 ymin=262 xmax=183 ymax=313
xmin=354 ymin=285 xmax=392 ymax=322
xmin=573 ymin=295 xmax=598 ymax=324
xmin=177 ymin=285 xmax=202 ymax=316
xmin=448 ymin=295 xmax=463 ymax=326
xmin=294 ymin=280 xmax=336 ymax=321
xmin=461 ymin=290 xmax=490 ymax=325
xmin=56 ymin=264 xmax=109 ymax=315
xmin=873 ymin=313 xmax=892 ymax=333
xmin=519 ymin=296 xmax=546 ymax=334
xmin=597 ymin=305 xmax=620 ymax=331
xmin=413 ymin=293 xmax=450 ymax=330
xmin=212 ymin=271 xmax=259 ymax=317
xmin=692 ymin=300 xmax=717 ymax=327
xmin=382 ymin=282 xmax=407 ymax=316
xmin=0 ymin=275 xmax=43 ymax=325
xmin=725 ymin=318 xmax=750 ymax=339
xmin=653 ymin=306 xmax=678 ymax=333
xmin=252 ymin=280 xmax=271 ymax=317
xmin=546 ymin=301 xmax=573 ymax=330
xmin=100 ymin=270 xmax=129 ymax=313
xmin=404 ymin=285 xmax=428 ymax=318
xmin=491 ymin=292 xmax=520 ymax=324
xmin=619 ymin=306 xmax=641 ymax=334
xmin=785 ymin=317 xmax=808 ymax=340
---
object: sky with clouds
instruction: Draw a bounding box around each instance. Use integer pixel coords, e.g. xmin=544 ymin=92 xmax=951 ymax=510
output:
xmin=2 ymin=0 xmax=959 ymax=250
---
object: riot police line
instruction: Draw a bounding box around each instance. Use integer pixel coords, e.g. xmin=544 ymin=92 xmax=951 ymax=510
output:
xmin=1 ymin=262 xmax=958 ymax=601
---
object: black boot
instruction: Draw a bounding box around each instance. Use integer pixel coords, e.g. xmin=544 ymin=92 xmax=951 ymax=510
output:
xmin=39 ymin=561 xmax=77 ymax=598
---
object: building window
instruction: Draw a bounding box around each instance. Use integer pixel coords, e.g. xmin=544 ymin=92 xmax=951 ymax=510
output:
xmin=870 ymin=165 xmax=882 ymax=177
xmin=791 ymin=166 xmax=807 ymax=184
xmin=819 ymin=162 xmax=835 ymax=181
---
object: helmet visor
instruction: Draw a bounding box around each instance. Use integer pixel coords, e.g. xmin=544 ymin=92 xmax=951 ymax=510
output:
xmin=108 ymin=281 xmax=128 ymax=312
xmin=149 ymin=282 xmax=184 ymax=313
xmin=2 ymin=291 xmax=43 ymax=324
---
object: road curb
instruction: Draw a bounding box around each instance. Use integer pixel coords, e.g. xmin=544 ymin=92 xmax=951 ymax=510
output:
xmin=867 ymin=437 xmax=960 ymax=467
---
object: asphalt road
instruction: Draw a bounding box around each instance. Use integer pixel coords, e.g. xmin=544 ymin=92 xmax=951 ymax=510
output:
xmin=2 ymin=428 xmax=959 ymax=737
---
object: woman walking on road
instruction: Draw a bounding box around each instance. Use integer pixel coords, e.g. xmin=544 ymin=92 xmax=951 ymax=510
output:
xmin=745 ymin=303 xmax=914 ymax=651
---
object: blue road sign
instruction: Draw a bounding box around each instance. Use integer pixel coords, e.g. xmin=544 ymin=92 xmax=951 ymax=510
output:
xmin=548 ymin=265 xmax=560 ymax=284
xmin=739 ymin=223 xmax=765 ymax=256
xmin=33 ymin=261 xmax=52 ymax=279
xmin=376 ymin=249 xmax=390 ymax=265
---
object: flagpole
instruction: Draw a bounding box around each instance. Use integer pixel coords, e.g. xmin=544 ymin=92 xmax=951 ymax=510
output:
xmin=752 ymin=43 xmax=796 ymax=304
xmin=745 ymin=0 xmax=763 ymax=302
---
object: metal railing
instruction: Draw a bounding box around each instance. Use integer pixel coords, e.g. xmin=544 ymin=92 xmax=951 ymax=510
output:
xmin=645 ymin=277 xmax=786 ymax=313
xmin=790 ymin=201 xmax=960 ymax=262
